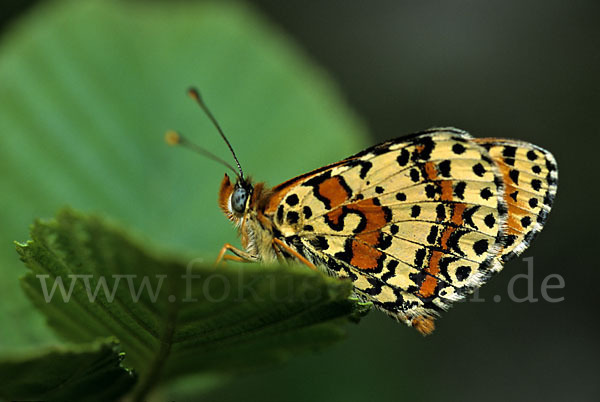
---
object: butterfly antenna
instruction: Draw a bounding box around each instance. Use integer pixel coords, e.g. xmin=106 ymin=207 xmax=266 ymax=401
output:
xmin=165 ymin=130 xmax=239 ymax=177
xmin=186 ymin=88 xmax=245 ymax=179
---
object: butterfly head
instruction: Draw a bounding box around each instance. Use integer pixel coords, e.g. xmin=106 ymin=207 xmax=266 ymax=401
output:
xmin=219 ymin=173 xmax=253 ymax=223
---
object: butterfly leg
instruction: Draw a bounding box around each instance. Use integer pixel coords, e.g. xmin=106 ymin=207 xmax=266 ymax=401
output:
xmin=223 ymin=254 xmax=249 ymax=263
xmin=216 ymin=243 xmax=258 ymax=265
xmin=272 ymin=238 xmax=317 ymax=271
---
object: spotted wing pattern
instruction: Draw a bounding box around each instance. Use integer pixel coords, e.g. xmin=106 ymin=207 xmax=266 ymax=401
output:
xmin=264 ymin=128 xmax=556 ymax=334
xmin=473 ymin=138 xmax=558 ymax=263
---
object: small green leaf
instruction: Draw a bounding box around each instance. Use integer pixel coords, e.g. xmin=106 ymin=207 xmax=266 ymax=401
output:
xmin=16 ymin=209 xmax=366 ymax=398
xmin=0 ymin=339 xmax=136 ymax=402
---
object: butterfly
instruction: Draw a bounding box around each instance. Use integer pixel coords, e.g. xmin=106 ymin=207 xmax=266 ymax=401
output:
xmin=167 ymin=88 xmax=558 ymax=335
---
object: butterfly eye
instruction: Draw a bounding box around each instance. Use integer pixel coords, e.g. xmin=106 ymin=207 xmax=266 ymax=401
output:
xmin=231 ymin=186 xmax=249 ymax=214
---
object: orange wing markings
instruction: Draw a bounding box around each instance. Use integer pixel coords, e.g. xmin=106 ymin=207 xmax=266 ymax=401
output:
xmin=350 ymin=199 xmax=388 ymax=270
xmin=317 ymin=176 xmax=351 ymax=209
xmin=424 ymin=161 xmax=438 ymax=180
xmin=415 ymin=163 xmax=469 ymax=300
xmin=354 ymin=198 xmax=389 ymax=231
xmin=324 ymin=198 xmax=391 ymax=270
xmin=497 ymin=160 xmax=528 ymax=212
xmin=265 ymin=158 xmax=353 ymax=214
xmin=418 ymin=250 xmax=443 ymax=298
xmin=419 ymin=204 xmax=464 ymax=299
xmin=325 ymin=198 xmax=389 ymax=235
xmin=440 ymin=180 xmax=454 ymax=201
xmin=325 ymin=207 xmax=344 ymax=226
xmin=351 ymin=236 xmax=383 ymax=270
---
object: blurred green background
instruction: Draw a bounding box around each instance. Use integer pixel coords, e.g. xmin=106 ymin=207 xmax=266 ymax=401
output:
xmin=1 ymin=1 xmax=598 ymax=401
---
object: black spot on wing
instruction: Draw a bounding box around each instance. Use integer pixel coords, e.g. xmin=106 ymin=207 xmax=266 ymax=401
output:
xmin=382 ymin=205 xmax=393 ymax=224
xmin=502 ymin=146 xmax=517 ymax=158
xmin=303 ymin=206 xmax=312 ymax=219
xmin=383 ymin=260 xmax=399 ymax=282
xmin=436 ymin=204 xmax=446 ymax=221
xmin=411 ymin=136 xmax=435 ymax=161
xmin=452 ymin=143 xmax=466 ymax=154
xmin=427 ymin=226 xmax=438 ymax=244
xmin=473 ymin=239 xmax=489 ymax=255
xmin=454 ymin=182 xmax=466 ymax=200
xmin=286 ymin=211 xmax=299 ymax=225
xmin=484 ymin=213 xmax=496 ymax=228
xmin=285 ymin=194 xmax=299 ymax=206
xmin=410 ymin=168 xmax=420 ymax=182
xmin=455 ymin=266 xmax=471 ymax=281
xmin=414 ymin=248 xmax=427 ymax=267
xmin=472 ymin=163 xmax=486 ymax=177
xmin=480 ymin=187 xmax=493 ymax=200
xmin=438 ymin=160 xmax=451 ymax=177
xmin=425 ymin=184 xmax=438 ymax=199
xmin=397 ymin=148 xmax=410 ymax=167
xmin=509 ymin=169 xmax=520 ymax=185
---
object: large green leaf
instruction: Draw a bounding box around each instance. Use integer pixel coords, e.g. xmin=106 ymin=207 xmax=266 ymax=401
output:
xmin=16 ymin=209 xmax=368 ymax=399
xmin=0 ymin=339 xmax=136 ymax=402
xmin=0 ymin=0 xmax=367 ymax=351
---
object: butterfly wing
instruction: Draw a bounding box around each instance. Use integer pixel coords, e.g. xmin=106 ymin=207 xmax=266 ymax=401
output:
xmin=264 ymin=128 xmax=556 ymax=334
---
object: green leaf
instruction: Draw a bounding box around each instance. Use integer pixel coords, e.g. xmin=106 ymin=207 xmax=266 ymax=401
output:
xmin=0 ymin=0 xmax=368 ymax=351
xmin=0 ymin=339 xmax=136 ymax=402
xmin=16 ymin=209 xmax=366 ymax=399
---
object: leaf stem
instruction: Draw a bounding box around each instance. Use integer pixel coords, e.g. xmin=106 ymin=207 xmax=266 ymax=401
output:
xmin=130 ymin=303 xmax=178 ymax=402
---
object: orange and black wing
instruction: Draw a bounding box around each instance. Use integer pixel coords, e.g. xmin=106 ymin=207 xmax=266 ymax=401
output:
xmin=265 ymin=128 xmax=557 ymax=334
